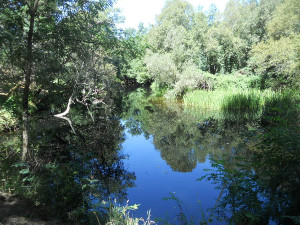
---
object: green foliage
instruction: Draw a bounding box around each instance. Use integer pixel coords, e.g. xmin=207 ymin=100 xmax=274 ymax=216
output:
xmin=0 ymin=109 xmax=17 ymax=131
xmin=204 ymin=24 xmax=248 ymax=73
xmin=250 ymin=35 xmax=300 ymax=89
xmin=208 ymin=73 xmax=260 ymax=90
xmin=0 ymin=0 xmax=121 ymax=116
xmin=0 ymin=94 xmax=22 ymax=131
xmin=165 ymin=64 xmax=207 ymax=99
xmin=144 ymin=52 xmax=178 ymax=87
xmin=117 ymin=27 xmax=149 ymax=80
xmin=126 ymin=58 xmax=151 ymax=84
xmin=124 ymin=0 xmax=298 ymax=94
xmin=267 ymin=0 xmax=300 ymax=39
xmin=105 ymin=201 xmax=155 ymax=225
xmin=261 ymin=91 xmax=300 ymax=126
xmin=150 ymin=81 xmax=169 ymax=97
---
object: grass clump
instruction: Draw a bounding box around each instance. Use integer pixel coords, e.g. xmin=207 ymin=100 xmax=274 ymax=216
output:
xmin=221 ymin=90 xmax=262 ymax=113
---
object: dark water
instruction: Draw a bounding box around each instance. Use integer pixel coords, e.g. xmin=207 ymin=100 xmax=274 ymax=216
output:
xmin=0 ymin=88 xmax=299 ymax=224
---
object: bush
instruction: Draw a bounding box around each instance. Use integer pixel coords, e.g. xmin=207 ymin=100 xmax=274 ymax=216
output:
xmin=150 ymin=81 xmax=168 ymax=97
xmin=205 ymin=73 xmax=260 ymax=90
xmin=165 ymin=69 xmax=260 ymax=99
xmin=126 ymin=58 xmax=152 ymax=84
xmin=250 ymin=35 xmax=300 ymax=90
xmin=144 ymin=51 xmax=179 ymax=86
xmin=165 ymin=64 xmax=209 ymax=99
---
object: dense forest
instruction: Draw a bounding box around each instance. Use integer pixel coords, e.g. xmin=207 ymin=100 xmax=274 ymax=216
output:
xmin=0 ymin=0 xmax=299 ymax=224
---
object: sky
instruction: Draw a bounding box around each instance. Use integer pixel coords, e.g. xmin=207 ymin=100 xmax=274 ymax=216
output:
xmin=114 ymin=0 xmax=229 ymax=29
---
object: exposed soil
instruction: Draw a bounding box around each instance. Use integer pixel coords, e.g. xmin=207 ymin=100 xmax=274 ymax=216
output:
xmin=0 ymin=191 xmax=63 ymax=225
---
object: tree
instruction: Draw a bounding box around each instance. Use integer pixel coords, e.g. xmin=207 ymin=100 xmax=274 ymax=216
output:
xmin=250 ymin=35 xmax=300 ymax=89
xmin=266 ymin=0 xmax=300 ymax=40
xmin=204 ymin=24 xmax=247 ymax=73
xmin=0 ymin=0 xmax=117 ymax=161
xmin=23 ymin=0 xmax=39 ymax=161
xmin=250 ymin=0 xmax=300 ymax=89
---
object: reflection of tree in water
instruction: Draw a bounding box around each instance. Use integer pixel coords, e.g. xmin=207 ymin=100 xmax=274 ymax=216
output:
xmin=151 ymin=109 xmax=198 ymax=172
xmin=0 ymin=106 xmax=135 ymax=223
xmin=121 ymin=88 xmax=258 ymax=173
xmin=123 ymin=93 xmax=201 ymax=172
xmin=121 ymin=89 xmax=300 ymax=223
xmin=200 ymin=95 xmax=300 ymax=224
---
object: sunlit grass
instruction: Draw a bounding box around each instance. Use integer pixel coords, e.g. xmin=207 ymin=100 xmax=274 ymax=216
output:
xmin=183 ymin=89 xmax=288 ymax=112
xmin=105 ymin=201 xmax=156 ymax=225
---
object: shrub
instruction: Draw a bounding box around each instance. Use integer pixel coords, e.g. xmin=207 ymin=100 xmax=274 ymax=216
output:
xmin=126 ymin=58 xmax=152 ymax=84
xmin=144 ymin=51 xmax=178 ymax=86
xmin=250 ymin=35 xmax=300 ymax=90
xmin=206 ymin=73 xmax=260 ymax=90
xmin=165 ymin=65 xmax=210 ymax=99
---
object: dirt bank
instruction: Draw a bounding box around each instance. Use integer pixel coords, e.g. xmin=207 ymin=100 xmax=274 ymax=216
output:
xmin=0 ymin=191 xmax=63 ymax=225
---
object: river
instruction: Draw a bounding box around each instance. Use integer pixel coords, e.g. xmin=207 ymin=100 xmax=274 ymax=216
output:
xmin=0 ymin=88 xmax=299 ymax=224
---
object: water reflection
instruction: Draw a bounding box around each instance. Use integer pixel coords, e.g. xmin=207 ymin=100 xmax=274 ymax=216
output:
xmin=0 ymin=106 xmax=135 ymax=224
xmin=121 ymin=88 xmax=300 ymax=224
xmin=0 ymin=88 xmax=299 ymax=224
xmin=121 ymin=89 xmax=260 ymax=173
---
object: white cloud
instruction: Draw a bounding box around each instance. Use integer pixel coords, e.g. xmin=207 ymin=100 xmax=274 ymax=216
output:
xmin=114 ymin=0 xmax=229 ymax=29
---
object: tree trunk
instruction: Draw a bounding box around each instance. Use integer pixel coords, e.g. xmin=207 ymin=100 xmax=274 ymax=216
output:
xmin=22 ymin=0 xmax=39 ymax=162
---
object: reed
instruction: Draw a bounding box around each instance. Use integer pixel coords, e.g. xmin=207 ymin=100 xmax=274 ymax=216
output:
xmin=183 ymin=89 xmax=288 ymax=113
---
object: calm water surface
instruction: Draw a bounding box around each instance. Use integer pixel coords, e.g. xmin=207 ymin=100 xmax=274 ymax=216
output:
xmin=117 ymin=89 xmax=299 ymax=224
xmin=0 ymin=88 xmax=299 ymax=224
xmin=122 ymin=129 xmax=219 ymax=222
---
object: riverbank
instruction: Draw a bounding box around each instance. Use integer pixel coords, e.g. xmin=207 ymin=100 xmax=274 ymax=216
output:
xmin=0 ymin=191 xmax=63 ymax=225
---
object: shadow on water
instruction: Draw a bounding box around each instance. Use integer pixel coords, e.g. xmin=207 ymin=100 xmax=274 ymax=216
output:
xmin=0 ymin=105 xmax=136 ymax=224
xmin=199 ymin=92 xmax=300 ymax=224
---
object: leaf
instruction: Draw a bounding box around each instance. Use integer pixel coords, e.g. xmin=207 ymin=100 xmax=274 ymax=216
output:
xmin=13 ymin=162 xmax=28 ymax=168
xmin=19 ymin=169 xmax=30 ymax=174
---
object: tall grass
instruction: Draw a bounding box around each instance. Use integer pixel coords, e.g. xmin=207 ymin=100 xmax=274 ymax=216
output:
xmin=221 ymin=90 xmax=262 ymax=112
xmin=183 ymin=89 xmax=286 ymax=113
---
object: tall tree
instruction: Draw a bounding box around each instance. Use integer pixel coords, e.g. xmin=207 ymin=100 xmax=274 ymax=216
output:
xmin=250 ymin=0 xmax=300 ymax=89
xmin=22 ymin=0 xmax=40 ymax=161
xmin=0 ymin=0 xmax=117 ymax=161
